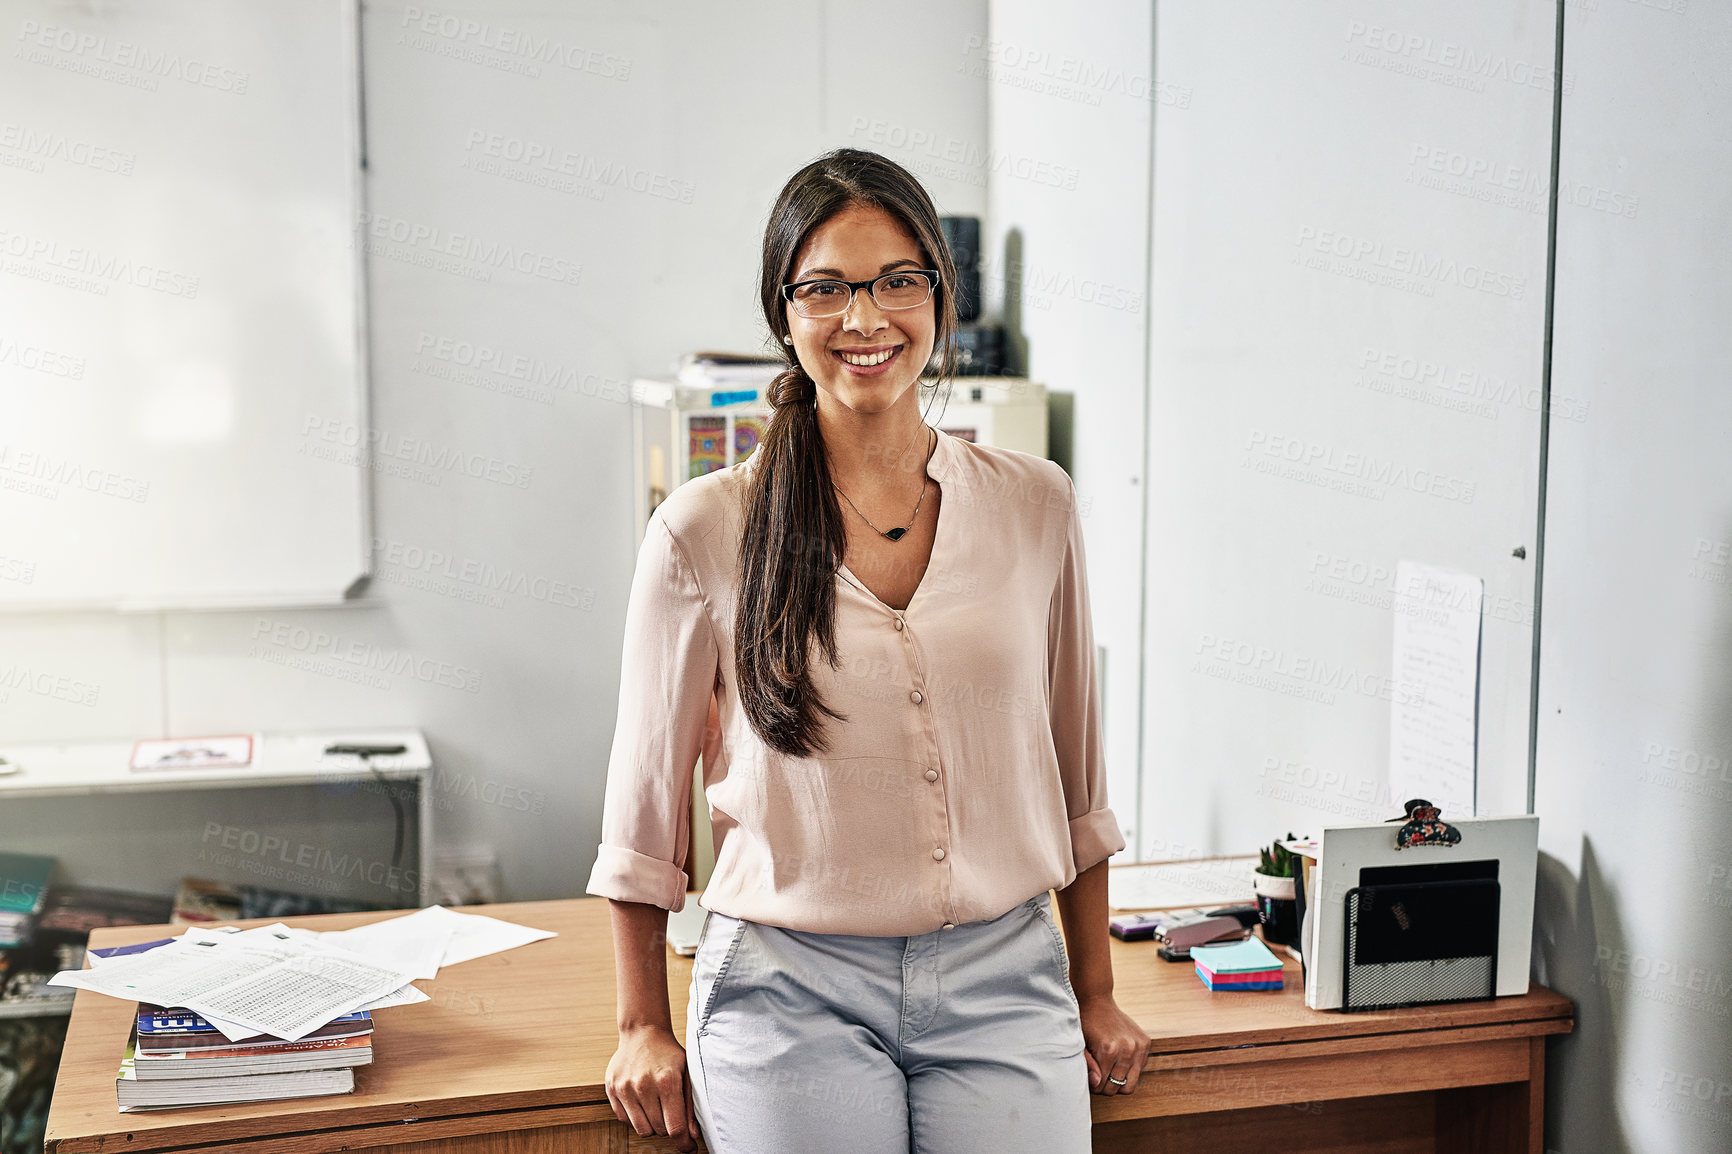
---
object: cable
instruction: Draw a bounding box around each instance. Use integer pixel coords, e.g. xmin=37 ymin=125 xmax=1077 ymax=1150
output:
xmin=324 ymin=743 xmax=408 ymax=869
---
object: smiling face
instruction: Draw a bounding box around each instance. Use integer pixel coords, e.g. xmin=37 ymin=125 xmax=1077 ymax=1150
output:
xmin=785 ymin=202 xmax=936 ymax=417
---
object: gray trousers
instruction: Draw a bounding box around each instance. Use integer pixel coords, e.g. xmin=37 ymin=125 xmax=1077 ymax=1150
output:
xmin=684 ymin=891 xmax=1093 ymax=1154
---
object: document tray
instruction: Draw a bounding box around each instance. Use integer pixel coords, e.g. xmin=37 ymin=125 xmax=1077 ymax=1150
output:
xmin=1342 ymin=878 xmax=1499 ymax=1012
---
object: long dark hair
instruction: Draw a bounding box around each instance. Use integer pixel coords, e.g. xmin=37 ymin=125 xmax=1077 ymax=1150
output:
xmin=734 ymin=149 xmax=959 ymax=757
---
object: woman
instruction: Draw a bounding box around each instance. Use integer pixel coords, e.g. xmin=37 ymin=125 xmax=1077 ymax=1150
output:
xmin=587 ymin=148 xmax=1149 ymax=1153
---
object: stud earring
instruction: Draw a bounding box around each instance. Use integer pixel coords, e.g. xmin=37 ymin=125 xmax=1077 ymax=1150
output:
xmin=783 ymin=334 xmax=793 ymax=344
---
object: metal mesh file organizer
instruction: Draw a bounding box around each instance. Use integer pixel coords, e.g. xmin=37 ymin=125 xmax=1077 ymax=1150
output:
xmin=1342 ymin=876 xmax=1500 ymax=1012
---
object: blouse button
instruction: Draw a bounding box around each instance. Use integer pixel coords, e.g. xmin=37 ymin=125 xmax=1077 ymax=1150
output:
xmin=910 ymin=690 xmax=924 ymax=705
xmin=932 ymin=847 xmax=946 ymax=861
xmin=893 ymin=618 xmax=905 ymax=631
xmin=924 ymin=768 xmax=939 ymax=782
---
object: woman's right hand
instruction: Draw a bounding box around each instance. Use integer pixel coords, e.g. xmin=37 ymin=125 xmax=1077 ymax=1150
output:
xmin=604 ymin=1023 xmax=703 ymax=1151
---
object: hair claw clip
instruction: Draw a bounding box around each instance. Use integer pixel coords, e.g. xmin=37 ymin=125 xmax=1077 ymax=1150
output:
xmin=1393 ymin=798 xmax=1462 ymax=849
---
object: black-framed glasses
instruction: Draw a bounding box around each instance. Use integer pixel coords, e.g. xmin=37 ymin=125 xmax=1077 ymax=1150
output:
xmin=781 ymin=269 xmax=940 ymax=319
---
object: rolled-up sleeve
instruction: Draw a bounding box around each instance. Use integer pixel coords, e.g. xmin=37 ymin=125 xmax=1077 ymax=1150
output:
xmin=586 ymin=514 xmax=719 ymax=911
xmin=1047 ymin=474 xmax=1126 ymax=875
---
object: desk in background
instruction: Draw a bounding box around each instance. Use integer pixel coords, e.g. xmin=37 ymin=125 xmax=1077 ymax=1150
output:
xmin=45 ymin=897 xmax=1571 ymax=1153
xmin=0 ymin=730 xmax=434 ymax=911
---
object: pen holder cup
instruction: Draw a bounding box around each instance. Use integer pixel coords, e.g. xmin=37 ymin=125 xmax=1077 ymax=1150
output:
xmin=1253 ymin=871 xmax=1298 ymax=948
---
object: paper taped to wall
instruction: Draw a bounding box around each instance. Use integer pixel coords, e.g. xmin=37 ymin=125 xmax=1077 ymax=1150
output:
xmin=1388 ymin=561 xmax=1483 ymax=816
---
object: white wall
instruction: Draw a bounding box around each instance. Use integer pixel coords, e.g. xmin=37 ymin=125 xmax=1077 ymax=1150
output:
xmin=985 ymin=0 xmax=1560 ymax=865
xmin=1138 ymin=1 xmax=1554 ymax=858
xmin=0 ymin=0 xmax=988 ymax=902
xmin=1534 ymin=2 xmax=1732 ymax=1150
xmin=982 ymin=0 xmax=1152 ymax=855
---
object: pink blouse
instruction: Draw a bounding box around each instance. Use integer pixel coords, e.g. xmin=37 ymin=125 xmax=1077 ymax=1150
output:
xmin=585 ymin=426 xmax=1124 ymax=935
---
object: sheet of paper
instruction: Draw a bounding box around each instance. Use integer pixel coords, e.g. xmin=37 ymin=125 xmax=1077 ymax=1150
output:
xmin=49 ymin=928 xmax=302 ymax=1008
xmin=417 ymin=905 xmax=557 ymax=967
xmin=356 ymin=982 xmax=429 ymax=1011
xmin=87 ymin=930 xmax=428 ymax=1034
xmin=180 ymin=923 xmax=318 ymax=949
xmin=323 ymin=907 xmax=457 ymax=980
xmin=50 ymin=926 xmax=417 ymax=1041
xmin=1389 ymin=561 xmax=1483 ymax=817
xmin=1106 ymin=858 xmax=1259 ymax=911
xmin=178 ymin=942 xmax=415 ymax=1041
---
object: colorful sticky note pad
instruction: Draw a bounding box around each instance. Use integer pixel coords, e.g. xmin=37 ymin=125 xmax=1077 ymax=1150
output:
xmin=1188 ymin=937 xmax=1283 ymax=974
xmin=1191 ymin=937 xmax=1285 ymax=991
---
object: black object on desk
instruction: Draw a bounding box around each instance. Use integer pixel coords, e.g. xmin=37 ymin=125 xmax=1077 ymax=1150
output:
xmin=1206 ymin=904 xmax=1261 ymax=929
xmin=1342 ymin=872 xmax=1500 ymax=1012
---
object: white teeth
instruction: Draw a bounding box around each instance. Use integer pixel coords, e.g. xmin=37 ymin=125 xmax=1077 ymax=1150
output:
xmin=839 ymin=349 xmax=894 ymax=367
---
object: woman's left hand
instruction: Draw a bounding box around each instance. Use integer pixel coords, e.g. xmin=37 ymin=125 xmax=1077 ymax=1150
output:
xmin=1076 ymin=990 xmax=1152 ymax=1095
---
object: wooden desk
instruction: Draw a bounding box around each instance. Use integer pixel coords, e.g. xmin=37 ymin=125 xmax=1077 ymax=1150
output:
xmin=45 ymin=898 xmax=1572 ymax=1153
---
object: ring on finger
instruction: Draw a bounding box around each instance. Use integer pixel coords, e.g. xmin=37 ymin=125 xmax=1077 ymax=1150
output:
xmin=1106 ymin=1073 xmax=1128 ymax=1087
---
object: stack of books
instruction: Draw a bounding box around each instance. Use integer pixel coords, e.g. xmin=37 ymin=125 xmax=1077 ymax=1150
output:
xmin=4 ymin=884 xmax=174 ymax=1017
xmin=0 ymin=852 xmax=55 ymax=949
xmin=0 ymin=853 xmax=60 ymax=1015
xmin=36 ymin=885 xmax=176 ymax=944
xmin=117 ymin=1005 xmax=373 ymax=1112
xmin=1190 ymin=937 xmax=1286 ymax=991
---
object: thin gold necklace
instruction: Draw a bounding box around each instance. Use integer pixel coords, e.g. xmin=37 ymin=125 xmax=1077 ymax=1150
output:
xmin=833 ymin=426 xmax=935 ymax=542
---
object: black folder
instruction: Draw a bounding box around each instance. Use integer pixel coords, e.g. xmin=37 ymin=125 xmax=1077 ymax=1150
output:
xmin=1341 ymin=875 xmax=1500 ymax=1012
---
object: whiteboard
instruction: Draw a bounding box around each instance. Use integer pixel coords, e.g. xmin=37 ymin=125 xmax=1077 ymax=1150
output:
xmin=0 ymin=0 xmax=368 ymax=610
